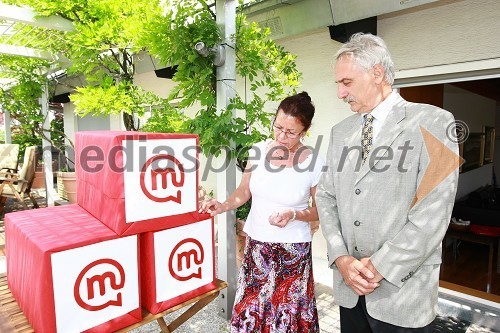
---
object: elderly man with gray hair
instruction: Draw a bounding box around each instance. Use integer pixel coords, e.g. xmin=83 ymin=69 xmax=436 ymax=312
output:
xmin=316 ymin=33 xmax=460 ymax=332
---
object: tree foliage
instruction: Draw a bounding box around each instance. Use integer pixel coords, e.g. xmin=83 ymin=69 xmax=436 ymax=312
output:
xmin=4 ymin=0 xmax=170 ymax=131
xmin=0 ymin=55 xmax=48 ymax=155
xmin=1 ymin=0 xmax=301 ymax=169
xmin=144 ymin=0 xmax=301 ymax=168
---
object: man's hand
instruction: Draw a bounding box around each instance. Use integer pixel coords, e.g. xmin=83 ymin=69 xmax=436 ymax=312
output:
xmin=335 ymin=255 xmax=380 ymax=295
xmin=359 ymin=257 xmax=384 ymax=283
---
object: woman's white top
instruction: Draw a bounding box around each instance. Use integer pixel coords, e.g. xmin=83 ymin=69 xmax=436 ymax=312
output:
xmin=243 ymin=140 xmax=325 ymax=243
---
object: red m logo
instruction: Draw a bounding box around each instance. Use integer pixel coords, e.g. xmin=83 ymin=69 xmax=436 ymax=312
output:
xmin=140 ymin=154 xmax=185 ymax=203
xmin=74 ymin=258 xmax=126 ymax=311
xmin=168 ymin=238 xmax=204 ymax=281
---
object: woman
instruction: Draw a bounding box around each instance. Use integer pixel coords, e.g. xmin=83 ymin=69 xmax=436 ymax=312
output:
xmin=200 ymin=91 xmax=324 ymax=332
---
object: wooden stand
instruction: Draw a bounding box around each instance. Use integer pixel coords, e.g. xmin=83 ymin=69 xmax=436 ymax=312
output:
xmin=0 ymin=274 xmax=33 ymax=333
xmin=0 ymin=274 xmax=227 ymax=333
xmin=117 ymin=280 xmax=228 ymax=333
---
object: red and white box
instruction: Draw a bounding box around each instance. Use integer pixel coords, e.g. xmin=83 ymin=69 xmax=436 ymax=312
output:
xmin=140 ymin=215 xmax=217 ymax=314
xmin=75 ymin=131 xmax=199 ymax=236
xmin=5 ymin=205 xmax=141 ymax=333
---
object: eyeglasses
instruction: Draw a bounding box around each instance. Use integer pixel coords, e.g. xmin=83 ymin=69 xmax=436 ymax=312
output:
xmin=272 ymin=124 xmax=302 ymax=139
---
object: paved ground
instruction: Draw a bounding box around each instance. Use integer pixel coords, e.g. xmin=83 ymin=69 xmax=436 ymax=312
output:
xmin=0 ymin=194 xmax=498 ymax=332
xmin=127 ymin=256 xmax=499 ymax=333
xmin=128 ymin=283 xmax=339 ymax=333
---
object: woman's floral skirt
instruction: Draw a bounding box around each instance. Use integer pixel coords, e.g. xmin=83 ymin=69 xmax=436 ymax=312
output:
xmin=230 ymin=237 xmax=319 ymax=333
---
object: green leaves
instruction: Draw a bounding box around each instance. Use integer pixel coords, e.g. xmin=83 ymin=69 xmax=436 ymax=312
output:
xmin=0 ymin=55 xmax=49 ymax=154
xmin=140 ymin=103 xmax=188 ymax=134
xmin=71 ymin=81 xmax=163 ymax=118
xmin=4 ymin=0 xmax=167 ymax=130
xmin=3 ymin=0 xmax=302 ymax=168
xmin=143 ymin=0 xmax=302 ymax=169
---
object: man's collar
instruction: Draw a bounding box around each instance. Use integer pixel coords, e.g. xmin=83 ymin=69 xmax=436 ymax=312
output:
xmin=370 ymin=91 xmax=398 ymax=122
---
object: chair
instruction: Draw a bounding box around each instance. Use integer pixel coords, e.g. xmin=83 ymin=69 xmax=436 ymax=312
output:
xmin=0 ymin=144 xmax=19 ymax=173
xmin=0 ymin=146 xmax=39 ymax=212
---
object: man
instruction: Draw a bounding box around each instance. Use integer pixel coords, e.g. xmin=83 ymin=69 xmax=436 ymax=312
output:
xmin=316 ymin=33 xmax=460 ymax=332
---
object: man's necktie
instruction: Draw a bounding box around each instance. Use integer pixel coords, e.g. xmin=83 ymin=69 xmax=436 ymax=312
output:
xmin=361 ymin=113 xmax=374 ymax=163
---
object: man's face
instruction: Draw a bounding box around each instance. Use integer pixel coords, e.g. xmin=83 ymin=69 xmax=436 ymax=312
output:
xmin=335 ymin=56 xmax=380 ymax=113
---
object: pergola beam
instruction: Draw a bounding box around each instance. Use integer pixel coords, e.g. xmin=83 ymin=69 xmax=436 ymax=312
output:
xmin=0 ymin=43 xmax=54 ymax=60
xmin=0 ymin=3 xmax=74 ymax=61
xmin=0 ymin=2 xmax=74 ymax=32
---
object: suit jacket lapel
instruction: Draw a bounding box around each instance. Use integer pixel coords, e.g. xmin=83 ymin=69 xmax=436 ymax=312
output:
xmin=355 ymin=101 xmax=406 ymax=185
xmin=344 ymin=116 xmax=363 ymax=172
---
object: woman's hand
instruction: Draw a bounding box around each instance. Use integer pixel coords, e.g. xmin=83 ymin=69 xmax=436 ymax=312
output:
xmin=199 ymin=198 xmax=224 ymax=216
xmin=268 ymin=209 xmax=294 ymax=228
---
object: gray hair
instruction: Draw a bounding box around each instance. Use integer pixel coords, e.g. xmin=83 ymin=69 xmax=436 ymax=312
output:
xmin=335 ymin=33 xmax=395 ymax=85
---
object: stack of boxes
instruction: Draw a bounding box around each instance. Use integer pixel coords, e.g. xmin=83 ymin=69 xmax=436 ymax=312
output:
xmin=5 ymin=131 xmax=216 ymax=332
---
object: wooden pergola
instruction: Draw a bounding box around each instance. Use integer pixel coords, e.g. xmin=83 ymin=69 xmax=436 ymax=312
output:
xmin=0 ymin=2 xmax=73 ymax=206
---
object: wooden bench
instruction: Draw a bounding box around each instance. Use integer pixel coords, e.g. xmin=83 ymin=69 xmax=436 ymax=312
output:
xmin=0 ymin=274 xmax=227 ymax=332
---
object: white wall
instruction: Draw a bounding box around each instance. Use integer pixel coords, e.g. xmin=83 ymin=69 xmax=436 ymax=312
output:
xmin=276 ymin=28 xmax=352 ymax=158
xmin=133 ymin=71 xmax=177 ymax=102
xmin=443 ymin=85 xmax=496 ymax=199
xmin=378 ymin=0 xmax=500 ymax=73
xmin=444 ymin=85 xmax=496 ymax=132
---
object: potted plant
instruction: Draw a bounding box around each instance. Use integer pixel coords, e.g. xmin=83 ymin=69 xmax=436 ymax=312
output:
xmin=57 ymin=168 xmax=76 ymax=203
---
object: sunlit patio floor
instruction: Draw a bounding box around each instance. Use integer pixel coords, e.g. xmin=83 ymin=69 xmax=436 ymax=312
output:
xmin=0 ymin=192 xmax=498 ymax=332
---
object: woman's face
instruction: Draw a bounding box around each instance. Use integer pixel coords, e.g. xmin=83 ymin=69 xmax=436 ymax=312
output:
xmin=272 ymin=109 xmax=305 ymax=148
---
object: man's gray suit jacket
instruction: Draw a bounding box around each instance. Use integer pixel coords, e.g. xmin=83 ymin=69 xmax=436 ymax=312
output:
xmin=316 ymin=95 xmax=459 ymax=328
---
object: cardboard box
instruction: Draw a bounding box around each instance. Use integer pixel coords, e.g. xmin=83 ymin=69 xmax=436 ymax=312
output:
xmin=5 ymin=205 xmax=141 ymax=333
xmin=75 ymin=131 xmax=199 ymax=235
xmin=140 ymin=216 xmax=217 ymax=314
